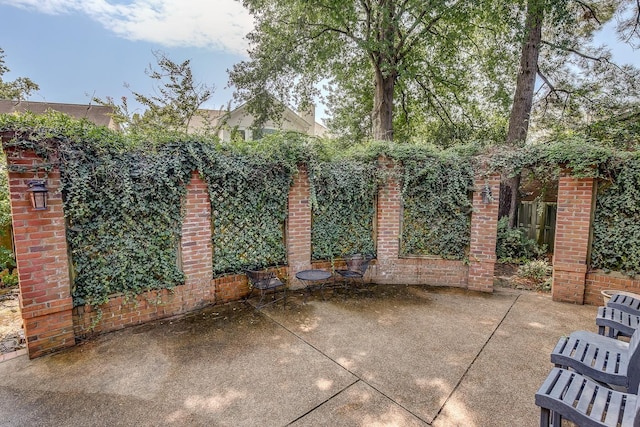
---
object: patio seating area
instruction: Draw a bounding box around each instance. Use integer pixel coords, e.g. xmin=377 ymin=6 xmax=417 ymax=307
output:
xmin=0 ymin=284 xmax=596 ymax=426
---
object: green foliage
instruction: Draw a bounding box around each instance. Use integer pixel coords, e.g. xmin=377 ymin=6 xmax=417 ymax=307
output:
xmin=63 ymin=146 xmax=191 ymax=307
xmin=0 ymin=154 xmax=11 ymax=232
xmin=203 ymin=150 xmax=293 ymax=274
xmin=0 ymin=113 xmax=304 ymax=308
xmin=0 ymin=47 xmax=39 ymax=100
xmin=517 ymin=259 xmax=551 ymax=282
xmin=94 ymin=50 xmax=217 ymax=138
xmin=591 ymin=154 xmax=640 ymax=276
xmin=5 ymin=110 xmax=640 ymax=306
xmin=496 ymin=217 xmax=546 ymax=263
xmin=399 ymin=149 xmax=474 ymax=259
xmin=309 ymin=159 xmax=377 ymax=260
xmin=231 ymin=0 xmax=516 ymax=141
xmin=0 ymin=245 xmax=17 ymax=288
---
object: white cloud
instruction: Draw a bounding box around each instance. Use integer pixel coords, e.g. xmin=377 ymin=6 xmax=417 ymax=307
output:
xmin=0 ymin=0 xmax=253 ymax=56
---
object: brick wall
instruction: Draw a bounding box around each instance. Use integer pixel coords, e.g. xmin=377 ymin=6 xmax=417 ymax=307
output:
xmin=373 ymin=157 xmax=402 ymax=281
xmin=5 ymin=150 xmax=562 ymax=357
xmin=467 ymin=175 xmax=500 ymax=292
xmin=370 ymin=158 xmax=479 ymax=289
xmin=5 ymin=148 xmax=75 ymax=358
xmin=287 ymin=167 xmax=312 ymax=288
xmin=584 ymin=271 xmax=640 ymax=306
xmin=74 ymin=172 xmax=222 ymax=337
xmin=180 ymin=172 xmax=214 ymax=296
xmin=551 ymin=173 xmax=596 ymax=304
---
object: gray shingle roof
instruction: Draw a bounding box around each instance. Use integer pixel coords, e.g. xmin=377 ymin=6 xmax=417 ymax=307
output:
xmin=0 ymin=100 xmax=117 ymax=129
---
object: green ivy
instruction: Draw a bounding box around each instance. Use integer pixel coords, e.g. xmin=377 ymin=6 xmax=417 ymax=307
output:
xmin=309 ymin=159 xmax=377 ymax=260
xmin=400 ymin=153 xmax=473 ymax=259
xmin=4 ymin=111 xmax=640 ymax=303
xmin=591 ymin=154 xmax=640 ymax=276
xmin=0 ymin=113 xmax=303 ymax=307
xmin=201 ymin=150 xmax=293 ymax=274
xmin=62 ymin=146 xmax=191 ymax=307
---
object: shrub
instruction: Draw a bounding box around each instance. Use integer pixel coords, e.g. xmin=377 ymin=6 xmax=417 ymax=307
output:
xmin=495 ymin=217 xmax=546 ymax=263
xmin=517 ymin=259 xmax=552 ymax=283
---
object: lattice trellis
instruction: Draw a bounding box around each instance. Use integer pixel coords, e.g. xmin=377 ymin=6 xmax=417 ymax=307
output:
xmin=400 ymin=157 xmax=473 ymax=259
xmin=310 ymin=159 xmax=377 ymax=261
xmin=204 ymin=154 xmax=290 ymax=275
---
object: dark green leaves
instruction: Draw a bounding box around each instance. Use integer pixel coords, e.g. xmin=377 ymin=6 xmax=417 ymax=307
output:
xmin=309 ymin=159 xmax=377 ymax=260
xmin=400 ymin=154 xmax=473 ymax=259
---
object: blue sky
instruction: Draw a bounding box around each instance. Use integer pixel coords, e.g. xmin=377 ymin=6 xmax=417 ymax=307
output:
xmin=0 ymin=0 xmax=638 ymax=123
xmin=0 ymin=0 xmax=251 ymax=116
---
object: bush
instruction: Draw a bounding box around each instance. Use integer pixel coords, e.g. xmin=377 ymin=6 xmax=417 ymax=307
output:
xmin=517 ymin=259 xmax=551 ymax=283
xmin=495 ymin=217 xmax=546 ymax=263
xmin=0 ymin=268 xmax=18 ymax=287
xmin=517 ymin=259 xmax=552 ymax=292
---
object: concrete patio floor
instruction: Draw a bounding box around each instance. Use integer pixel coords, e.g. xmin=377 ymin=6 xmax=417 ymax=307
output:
xmin=0 ymin=284 xmax=597 ymax=426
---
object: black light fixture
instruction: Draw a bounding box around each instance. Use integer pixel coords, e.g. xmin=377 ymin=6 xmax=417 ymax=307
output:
xmin=481 ymin=183 xmax=492 ymax=204
xmin=27 ymin=180 xmax=48 ymax=210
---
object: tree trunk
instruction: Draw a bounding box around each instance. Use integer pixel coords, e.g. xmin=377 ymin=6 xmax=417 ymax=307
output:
xmin=504 ymin=0 xmax=543 ymax=227
xmin=373 ymin=68 xmax=395 ymax=141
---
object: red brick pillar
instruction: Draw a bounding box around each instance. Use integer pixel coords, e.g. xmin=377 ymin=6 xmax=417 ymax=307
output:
xmin=287 ymin=167 xmax=312 ymax=288
xmin=5 ymin=149 xmax=74 ymax=358
xmin=375 ymin=157 xmax=401 ymax=281
xmin=552 ymin=173 xmax=595 ymax=304
xmin=181 ymin=172 xmax=214 ymax=304
xmin=468 ymin=174 xmax=500 ymax=292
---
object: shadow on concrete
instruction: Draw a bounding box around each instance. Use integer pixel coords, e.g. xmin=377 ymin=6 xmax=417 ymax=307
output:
xmin=0 ymin=284 xmax=597 ymax=426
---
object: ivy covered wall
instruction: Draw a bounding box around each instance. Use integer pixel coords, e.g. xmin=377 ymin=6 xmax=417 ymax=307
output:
xmin=591 ymin=153 xmax=640 ymax=276
xmin=309 ymin=159 xmax=377 ymax=260
xmin=400 ymin=155 xmax=473 ymax=259
xmin=4 ymin=112 xmax=640 ymax=313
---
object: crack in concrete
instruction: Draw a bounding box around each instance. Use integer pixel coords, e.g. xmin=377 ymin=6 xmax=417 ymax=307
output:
xmin=431 ymin=293 xmax=521 ymax=424
xmin=258 ymin=307 xmax=432 ymax=425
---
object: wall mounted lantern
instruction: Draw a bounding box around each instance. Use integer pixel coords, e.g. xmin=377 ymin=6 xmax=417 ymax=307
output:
xmin=27 ymin=180 xmax=48 ymax=210
xmin=481 ymin=183 xmax=492 ymax=204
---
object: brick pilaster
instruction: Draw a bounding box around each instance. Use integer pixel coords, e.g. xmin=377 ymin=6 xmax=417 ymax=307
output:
xmin=287 ymin=167 xmax=312 ymax=288
xmin=552 ymin=173 xmax=595 ymax=304
xmin=181 ymin=172 xmax=214 ymax=304
xmin=5 ymin=148 xmax=75 ymax=358
xmin=468 ymin=174 xmax=500 ymax=292
xmin=374 ymin=157 xmax=401 ymax=280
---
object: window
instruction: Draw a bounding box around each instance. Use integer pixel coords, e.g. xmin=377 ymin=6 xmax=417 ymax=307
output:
xmin=253 ymin=128 xmax=276 ymax=140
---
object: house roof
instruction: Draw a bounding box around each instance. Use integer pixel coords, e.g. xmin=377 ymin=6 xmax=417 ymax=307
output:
xmin=0 ymin=100 xmax=117 ymax=129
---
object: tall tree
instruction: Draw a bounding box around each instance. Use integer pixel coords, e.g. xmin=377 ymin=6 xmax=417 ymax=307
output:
xmin=501 ymin=0 xmax=638 ymax=226
xmin=501 ymin=0 xmax=544 ymax=227
xmin=0 ymin=48 xmax=39 ymax=101
xmin=230 ymin=0 xmax=506 ymax=142
xmin=95 ymin=51 xmax=215 ymax=137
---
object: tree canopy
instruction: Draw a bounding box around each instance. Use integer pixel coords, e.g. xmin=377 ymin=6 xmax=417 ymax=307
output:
xmin=230 ymin=0 xmax=515 ymax=142
xmin=0 ymin=48 xmax=39 ymax=101
xmin=95 ymin=50 xmax=217 ymax=141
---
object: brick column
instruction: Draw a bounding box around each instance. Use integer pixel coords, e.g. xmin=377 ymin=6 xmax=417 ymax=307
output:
xmin=375 ymin=157 xmax=401 ymax=281
xmin=181 ymin=172 xmax=214 ymax=303
xmin=468 ymin=174 xmax=500 ymax=292
xmin=552 ymin=173 xmax=595 ymax=304
xmin=287 ymin=167 xmax=312 ymax=288
xmin=5 ymin=148 xmax=74 ymax=358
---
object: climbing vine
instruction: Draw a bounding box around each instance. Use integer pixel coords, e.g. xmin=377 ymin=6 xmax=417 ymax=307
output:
xmin=63 ymin=146 xmax=191 ymax=306
xmin=201 ymin=150 xmax=293 ymax=274
xmin=591 ymin=153 xmax=640 ymax=276
xmin=309 ymin=159 xmax=377 ymax=260
xmin=3 ymin=111 xmax=640 ymax=306
xmin=0 ymin=113 xmax=303 ymax=307
xmin=399 ymin=152 xmax=474 ymax=259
